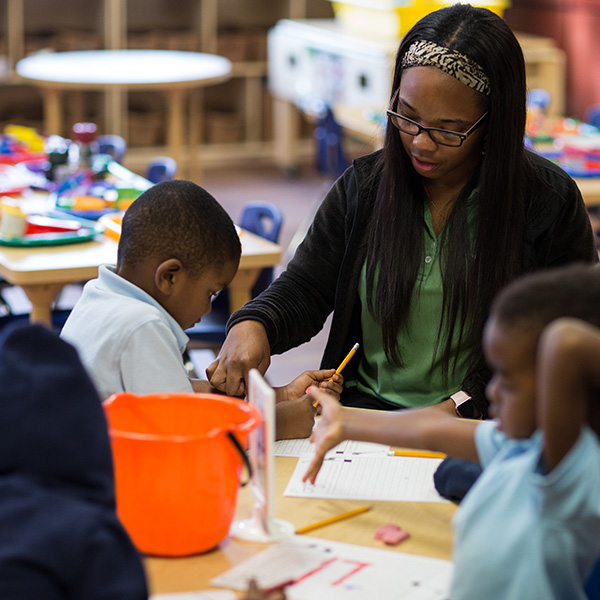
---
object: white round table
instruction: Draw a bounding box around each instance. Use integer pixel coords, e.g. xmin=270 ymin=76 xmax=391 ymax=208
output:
xmin=16 ymin=50 xmax=232 ymax=179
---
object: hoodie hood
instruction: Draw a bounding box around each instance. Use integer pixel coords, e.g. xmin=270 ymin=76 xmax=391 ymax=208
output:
xmin=0 ymin=324 xmax=115 ymax=509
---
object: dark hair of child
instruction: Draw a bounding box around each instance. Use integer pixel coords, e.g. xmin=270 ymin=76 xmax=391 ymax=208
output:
xmin=117 ymin=180 xmax=241 ymax=277
xmin=490 ymin=264 xmax=600 ymax=341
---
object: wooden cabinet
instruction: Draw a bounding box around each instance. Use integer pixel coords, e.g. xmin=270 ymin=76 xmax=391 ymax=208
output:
xmin=0 ymin=0 xmax=332 ymax=173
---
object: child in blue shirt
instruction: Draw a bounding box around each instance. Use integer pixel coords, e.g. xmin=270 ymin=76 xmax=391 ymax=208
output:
xmin=304 ymin=264 xmax=600 ymax=600
xmin=61 ymin=180 xmax=342 ymax=439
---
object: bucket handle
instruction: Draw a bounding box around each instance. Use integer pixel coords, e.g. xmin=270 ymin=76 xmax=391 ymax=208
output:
xmin=227 ymin=431 xmax=252 ymax=487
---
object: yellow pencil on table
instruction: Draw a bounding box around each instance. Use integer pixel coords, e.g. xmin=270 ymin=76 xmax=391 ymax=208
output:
xmin=312 ymin=342 xmax=360 ymax=408
xmin=295 ymin=505 xmax=371 ymax=535
xmin=388 ymin=450 xmax=447 ymax=459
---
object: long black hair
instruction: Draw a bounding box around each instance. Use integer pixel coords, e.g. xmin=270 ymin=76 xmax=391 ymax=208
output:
xmin=366 ymin=4 xmax=531 ymax=378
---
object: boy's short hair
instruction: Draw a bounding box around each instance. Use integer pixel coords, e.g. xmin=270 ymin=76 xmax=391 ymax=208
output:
xmin=117 ymin=180 xmax=241 ymax=276
xmin=490 ymin=264 xmax=600 ymax=341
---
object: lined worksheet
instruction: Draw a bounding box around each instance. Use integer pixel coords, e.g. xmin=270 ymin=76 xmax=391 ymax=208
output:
xmin=274 ymin=438 xmax=389 ymax=457
xmin=211 ymin=535 xmax=453 ymax=600
xmin=285 ymin=454 xmax=447 ymax=503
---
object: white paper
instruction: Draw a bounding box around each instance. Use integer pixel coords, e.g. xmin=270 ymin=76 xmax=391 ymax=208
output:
xmin=274 ymin=438 xmax=390 ymax=457
xmin=285 ymin=455 xmax=447 ymax=503
xmin=210 ymin=535 xmax=453 ymax=600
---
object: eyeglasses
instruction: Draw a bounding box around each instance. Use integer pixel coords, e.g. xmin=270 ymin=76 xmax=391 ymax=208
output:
xmin=386 ymin=88 xmax=488 ymax=148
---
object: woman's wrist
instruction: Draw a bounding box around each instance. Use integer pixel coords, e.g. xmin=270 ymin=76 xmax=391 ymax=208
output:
xmin=450 ymin=391 xmax=482 ymax=419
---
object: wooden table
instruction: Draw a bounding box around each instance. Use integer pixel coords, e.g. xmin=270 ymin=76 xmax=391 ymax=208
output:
xmin=0 ymin=194 xmax=282 ymax=325
xmin=144 ymin=455 xmax=456 ymax=595
xmin=15 ymin=50 xmax=232 ymax=180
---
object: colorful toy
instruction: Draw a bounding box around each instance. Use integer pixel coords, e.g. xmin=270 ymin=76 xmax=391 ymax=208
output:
xmin=0 ymin=126 xmax=46 ymax=165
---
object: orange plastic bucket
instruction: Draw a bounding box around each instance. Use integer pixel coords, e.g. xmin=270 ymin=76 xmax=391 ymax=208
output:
xmin=103 ymin=392 xmax=261 ymax=557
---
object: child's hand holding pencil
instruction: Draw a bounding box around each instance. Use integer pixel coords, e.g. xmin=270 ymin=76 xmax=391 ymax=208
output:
xmin=313 ymin=342 xmax=359 ymax=408
xmin=273 ymin=370 xmax=344 ymax=440
xmin=276 ymin=369 xmax=344 ymax=404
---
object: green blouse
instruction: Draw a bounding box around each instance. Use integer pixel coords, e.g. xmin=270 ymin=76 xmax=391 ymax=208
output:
xmin=351 ymin=204 xmax=470 ymax=408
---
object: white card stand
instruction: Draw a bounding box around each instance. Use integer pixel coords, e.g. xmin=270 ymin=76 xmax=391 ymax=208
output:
xmin=230 ymin=369 xmax=294 ymax=542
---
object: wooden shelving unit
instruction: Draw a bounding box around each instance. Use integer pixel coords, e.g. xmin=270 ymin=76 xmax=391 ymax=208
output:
xmin=0 ymin=0 xmax=332 ymax=174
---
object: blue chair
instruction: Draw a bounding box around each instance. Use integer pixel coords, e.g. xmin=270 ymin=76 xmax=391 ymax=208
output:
xmin=239 ymin=202 xmax=283 ymax=298
xmin=526 ymin=88 xmax=551 ymax=112
xmin=584 ymin=104 xmax=600 ymax=130
xmin=185 ymin=202 xmax=283 ymax=347
xmin=97 ymin=134 xmax=127 ymax=163
xmin=146 ymin=157 xmax=177 ymax=183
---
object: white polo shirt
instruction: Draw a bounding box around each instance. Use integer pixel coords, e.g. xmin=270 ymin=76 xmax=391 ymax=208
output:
xmin=61 ymin=265 xmax=193 ymax=400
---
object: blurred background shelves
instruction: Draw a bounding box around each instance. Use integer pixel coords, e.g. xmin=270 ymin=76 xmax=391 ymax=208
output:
xmin=267 ymin=16 xmax=566 ymax=173
xmin=0 ymin=0 xmax=597 ymax=179
xmin=0 ymin=0 xmax=333 ymax=174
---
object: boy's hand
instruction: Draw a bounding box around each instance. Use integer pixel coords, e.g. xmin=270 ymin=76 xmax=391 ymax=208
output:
xmin=303 ymin=386 xmax=347 ymax=484
xmin=190 ymin=378 xmax=213 ymax=393
xmin=277 ymin=369 xmax=343 ymax=403
xmin=275 ymin=395 xmax=315 ymax=440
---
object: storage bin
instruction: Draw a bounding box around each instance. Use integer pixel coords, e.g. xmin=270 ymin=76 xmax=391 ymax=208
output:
xmin=105 ymin=392 xmax=261 ymax=556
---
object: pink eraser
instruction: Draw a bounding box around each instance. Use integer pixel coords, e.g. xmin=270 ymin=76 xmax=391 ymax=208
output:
xmin=374 ymin=523 xmax=410 ymax=545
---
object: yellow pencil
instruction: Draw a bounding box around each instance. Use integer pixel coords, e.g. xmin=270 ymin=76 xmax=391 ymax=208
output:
xmin=329 ymin=342 xmax=360 ymax=382
xmin=295 ymin=505 xmax=371 ymax=535
xmin=312 ymin=343 xmax=360 ymax=408
xmin=388 ymin=450 xmax=447 ymax=459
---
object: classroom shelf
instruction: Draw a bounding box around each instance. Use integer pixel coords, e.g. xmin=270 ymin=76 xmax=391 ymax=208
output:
xmin=0 ymin=0 xmax=333 ymax=173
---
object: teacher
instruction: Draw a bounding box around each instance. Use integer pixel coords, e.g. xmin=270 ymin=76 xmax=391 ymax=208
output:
xmin=208 ymin=4 xmax=597 ymax=417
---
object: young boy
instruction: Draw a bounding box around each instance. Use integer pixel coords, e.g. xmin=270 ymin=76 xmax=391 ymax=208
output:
xmin=0 ymin=324 xmax=147 ymax=599
xmin=61 ymin=180 xmax=341 ymax=439
xmin=538 ymin=318 xmax=600 ymax=600
xmin=304 ymin=264 xmax=600 ymax=600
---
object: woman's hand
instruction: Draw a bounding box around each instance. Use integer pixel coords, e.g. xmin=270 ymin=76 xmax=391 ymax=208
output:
xmin=206 ymin=321 xmax=271 ymax=397
xmin=303 ymin=386 xmax=348 ymax=484
xmin=276 ymin=369 xmax=343 ymax=403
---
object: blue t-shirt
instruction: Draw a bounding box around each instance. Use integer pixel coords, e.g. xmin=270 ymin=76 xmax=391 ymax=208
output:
xmin=451 ymin=421 xmax=600 ymax=600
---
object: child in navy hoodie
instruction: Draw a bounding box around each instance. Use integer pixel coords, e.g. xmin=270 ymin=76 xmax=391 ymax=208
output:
xmin=0 ymin=324 xmax=148 ymax=599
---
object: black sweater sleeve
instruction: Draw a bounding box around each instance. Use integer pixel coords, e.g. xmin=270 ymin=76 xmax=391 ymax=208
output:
xmin=227 ymin=169 xmax=353 ymax=355
xmin=459 ymin=154 xmax=598 ymax=419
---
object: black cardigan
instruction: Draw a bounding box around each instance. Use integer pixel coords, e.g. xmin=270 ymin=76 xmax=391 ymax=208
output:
xmin=229 ymin=149 xmax=598 ymax=417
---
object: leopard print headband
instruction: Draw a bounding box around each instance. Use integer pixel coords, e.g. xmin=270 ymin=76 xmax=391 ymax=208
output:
xmin=401 ymin=40 xmax=491 ymax=96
